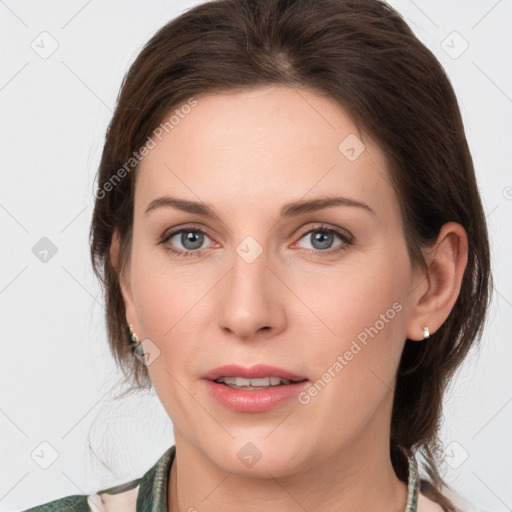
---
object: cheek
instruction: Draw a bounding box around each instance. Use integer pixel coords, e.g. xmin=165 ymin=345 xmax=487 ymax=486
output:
xmin=128 ymin=249 xmax=201 ymax=400
xmin=298 ymin=247 xmax=408 ymax=346
xmin=129 ymin=254 xmax=210 ymax=421
xmin=294 ymin=246 xmax=410 ymax=403
xmin=301 ymin=277 xmax=406 ymax=387
xmin=291 ymin=286 xmax=406 ymax=447
xmin=130 ymin=238 xmax=212 ymax=339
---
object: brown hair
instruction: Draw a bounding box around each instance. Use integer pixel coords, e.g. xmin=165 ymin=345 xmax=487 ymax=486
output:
xmin=89 ymin=0 xmax=492 ymax=509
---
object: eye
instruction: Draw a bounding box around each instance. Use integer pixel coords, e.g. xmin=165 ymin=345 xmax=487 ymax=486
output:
xmin=159 ymin=226 xmax=214 ymax=257
xmin=293 ymin=224 xmax=353 ymax=256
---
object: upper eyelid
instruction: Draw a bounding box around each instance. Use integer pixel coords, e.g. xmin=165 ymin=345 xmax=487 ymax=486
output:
xmin=296 ymin=223 xmax=352 ymax=239
xmin=162 ymin=223 xmax=213 ymax=241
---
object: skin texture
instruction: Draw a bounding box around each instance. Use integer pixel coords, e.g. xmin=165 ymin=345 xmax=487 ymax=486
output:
xmin=111 ymin=85 xmax=467 ymax=512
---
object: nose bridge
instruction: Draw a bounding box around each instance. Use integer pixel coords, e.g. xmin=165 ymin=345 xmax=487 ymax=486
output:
xmin=216 ymin=236 xmax=284 ymax=338
xmin=228 ymin=239 xmax=271 ymax=312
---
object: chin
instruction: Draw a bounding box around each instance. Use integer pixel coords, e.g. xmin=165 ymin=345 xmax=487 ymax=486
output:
xmin=205 ymin=436 xmax=310 ymax=479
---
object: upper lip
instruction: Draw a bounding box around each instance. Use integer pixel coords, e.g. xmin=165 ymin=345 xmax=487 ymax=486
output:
xmin=202 ymin=364 xmax=308 ymax=382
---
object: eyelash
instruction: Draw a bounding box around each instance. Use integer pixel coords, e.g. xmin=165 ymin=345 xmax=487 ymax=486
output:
xmin=158 ymin=223 xmax=353 ymax=258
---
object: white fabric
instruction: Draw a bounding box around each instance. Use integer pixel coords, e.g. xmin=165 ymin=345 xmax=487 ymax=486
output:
xmin=86 ymin=485 xmax=139 ymax=512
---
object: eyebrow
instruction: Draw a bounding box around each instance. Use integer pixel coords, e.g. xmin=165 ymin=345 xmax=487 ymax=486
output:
xmin=144 ymin=195 xmax=376 ymax=218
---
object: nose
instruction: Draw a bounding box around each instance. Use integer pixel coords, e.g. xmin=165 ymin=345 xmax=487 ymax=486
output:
xmin=216 ymin=244 xmax=286 ymax=342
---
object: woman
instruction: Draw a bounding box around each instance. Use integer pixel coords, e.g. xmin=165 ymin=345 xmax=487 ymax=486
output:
xmin=25 ymin=0 xmax=491 ymax=510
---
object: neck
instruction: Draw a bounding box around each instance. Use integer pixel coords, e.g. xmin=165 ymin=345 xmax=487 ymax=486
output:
xmin=168 ymin=444 xmax=407 ymax=512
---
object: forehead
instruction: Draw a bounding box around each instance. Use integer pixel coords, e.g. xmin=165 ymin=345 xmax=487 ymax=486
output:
xmin=135 ymin=85 xmax=397 ymax=221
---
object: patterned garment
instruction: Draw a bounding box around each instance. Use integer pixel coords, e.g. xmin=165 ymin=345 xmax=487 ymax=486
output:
xmin=24 ymin=445 xmax=421 ymax=511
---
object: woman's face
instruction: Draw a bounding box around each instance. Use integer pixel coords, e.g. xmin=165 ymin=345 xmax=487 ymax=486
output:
xmin=121 ymin=85 xmax=423 ymax=477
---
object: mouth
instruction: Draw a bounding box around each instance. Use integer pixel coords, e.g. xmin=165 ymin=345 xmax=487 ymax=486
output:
xmin=202 ymin=364 xmax=309 ymax=388
xmin=203 ymin=366 xmax=310 ymax=412
xmin=213 ymin=376 xmax=306 ymax=390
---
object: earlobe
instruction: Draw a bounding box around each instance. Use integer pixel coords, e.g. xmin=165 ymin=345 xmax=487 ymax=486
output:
xmin=406 ymin=222 xmax=468 ymax=341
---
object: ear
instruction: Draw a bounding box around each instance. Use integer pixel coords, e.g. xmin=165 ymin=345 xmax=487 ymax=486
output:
xmin=406 ymin=221 xmax=468 ymax=341
xmin=110 ymin=229 xmax=138 ymax=333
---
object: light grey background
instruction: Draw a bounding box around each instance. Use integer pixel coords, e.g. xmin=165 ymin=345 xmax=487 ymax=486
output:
xmin=1 ymin=1 xmax=510 ymax=511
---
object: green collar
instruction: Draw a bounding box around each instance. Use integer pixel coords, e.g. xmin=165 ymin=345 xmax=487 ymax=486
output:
xmin=135 ymin=445 xmax=176 ymax=511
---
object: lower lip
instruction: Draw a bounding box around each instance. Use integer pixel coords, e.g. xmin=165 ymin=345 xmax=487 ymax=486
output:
xmin=204 ymin=379 xmax=309 ymax=412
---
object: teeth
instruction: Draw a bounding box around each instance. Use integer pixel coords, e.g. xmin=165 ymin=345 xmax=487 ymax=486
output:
xmin=215 ymin=376 xmax=293 ymax=387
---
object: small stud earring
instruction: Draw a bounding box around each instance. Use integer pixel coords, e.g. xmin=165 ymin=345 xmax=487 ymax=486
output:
xmin=128 ymin=323 xmax=141 ymax=351
xmin=421 ymin=325 xmax=430 ymax=340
